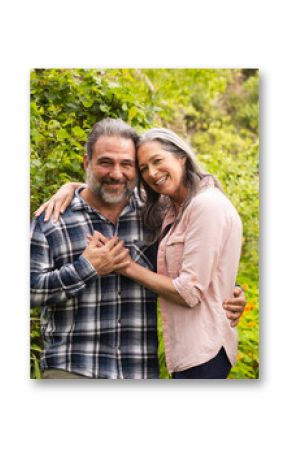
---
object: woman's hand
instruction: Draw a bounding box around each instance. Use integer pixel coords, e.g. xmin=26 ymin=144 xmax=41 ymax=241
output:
xmin=114 ymin=253 xmax=133 ymax=276
xmin=223 ymin=286 xmax=246 ymax=327
xmin=83 ymin=234 xmax=131 ymax=275
xmin=34 ymin=182 xmax=83 ymax=223
xmin=86 ymin=231 xmax=110 ymax=247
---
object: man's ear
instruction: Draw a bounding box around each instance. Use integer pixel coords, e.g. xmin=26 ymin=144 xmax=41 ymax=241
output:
xmin=84 ymin=154 xmax=89 ymax=170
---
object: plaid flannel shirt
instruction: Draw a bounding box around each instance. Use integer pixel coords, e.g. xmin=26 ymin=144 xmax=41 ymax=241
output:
xmin=30 ymin=188 xmax=159 ymax=379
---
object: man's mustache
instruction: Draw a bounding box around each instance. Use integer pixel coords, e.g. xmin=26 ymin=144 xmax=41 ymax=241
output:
xmin=101 ymin=178 xmax=126 ymax=185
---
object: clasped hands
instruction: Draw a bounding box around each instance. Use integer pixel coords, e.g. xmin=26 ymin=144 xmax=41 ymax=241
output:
xmin=82 ymin=231 xmax=132 ymax=276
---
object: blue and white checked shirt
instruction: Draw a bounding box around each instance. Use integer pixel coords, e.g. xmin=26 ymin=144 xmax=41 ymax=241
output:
xmin=30 ymin=188 xmax=159 ymax=379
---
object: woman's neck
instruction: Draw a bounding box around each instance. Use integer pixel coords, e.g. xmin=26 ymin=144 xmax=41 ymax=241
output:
xmin=170 ymin=184 xmax=189 ymax=212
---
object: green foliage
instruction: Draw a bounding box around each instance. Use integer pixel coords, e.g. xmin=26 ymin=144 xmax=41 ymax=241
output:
xmin=30 ymin=69 xmax=155 ymax=213
xmin=30 ymin=68 xmax=259 ymax=379
xmin=157 ymin=304 xmax=171 ymax=379
xmin=30 ymin=308 xmax=42 ymax=379
xmin=229 ymin=283 xmax=259 ymax=379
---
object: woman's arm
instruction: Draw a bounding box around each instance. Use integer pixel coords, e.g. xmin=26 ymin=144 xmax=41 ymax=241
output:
xmin=118 ymin=261 xmax=190 ymax=307
xmin=119 ymin=261 xmax=246 ymax=322
xmin=34 ymin=182 xmax=85 ymax=223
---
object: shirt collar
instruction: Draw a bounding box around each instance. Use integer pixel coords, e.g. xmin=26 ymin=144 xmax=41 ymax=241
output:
xmin=71 ymin=186 xmax=141 ymax=218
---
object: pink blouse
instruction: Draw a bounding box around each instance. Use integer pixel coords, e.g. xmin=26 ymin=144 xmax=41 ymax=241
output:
xmin=157 ymin=178 xmax=242 ymax=373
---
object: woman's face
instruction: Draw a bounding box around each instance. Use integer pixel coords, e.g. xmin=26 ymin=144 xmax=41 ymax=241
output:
xmin=138 ymin=141 xmax=187 ymax=204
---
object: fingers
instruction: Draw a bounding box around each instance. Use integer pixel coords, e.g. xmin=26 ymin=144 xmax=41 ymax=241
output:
xmin=223 ymin=298 xmax=245 ymax=308
xmin=52 ymin=199 xmax=67 ymax=223
xmin=233 ymin=286 xmax=242 ymax=297
xmin=223 ymin=302 xmax=244 ymax=312
xmin=112 ymin=241 xmax=130 ymax=260
xmin=233 ymin=287 xmax=246 ymax=306
xmin=34 ymin=199 xmax=59 ymax=222
xmin=86 ymin=234 xmax=125 ymax=251
xmin=96 ymin=232 xmax=109 ymax=245
xmin=87 ymin=236 xmax=102 ymax=248
xmin=61 ymin=196 xmax=74 ymax=213
xmin=85 ymin=234 xmax=130 ymax=261
xmin=225 ymin=310 xmax=241 ymax=319
xmin=113 ymin=248 xmax=130 ymax=264
xmin=114 ymin=260 xmax=131 ymax=271
xmin=87 ymin=232 xmax=109 ymax=246
xmin=105 ymin=240 xmax=129 ymax=259
xmin=105 ymin=236 xmax=127 ymax=252
xmin=44 ymin=200 xmax=56 ymax=222
xmin=34 ymin=202 xmax=48 ymax=217
xmin=102 ymin=237 xmax=131 ymax=264
xmin=230 ymin=318 xmax=240 ymax=328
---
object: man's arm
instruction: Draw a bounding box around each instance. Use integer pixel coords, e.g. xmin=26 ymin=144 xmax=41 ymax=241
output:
xmin=30 ymin=219 xmax=97 ymax=307
xmin=30 ymin=224 xmax=130 ymax=308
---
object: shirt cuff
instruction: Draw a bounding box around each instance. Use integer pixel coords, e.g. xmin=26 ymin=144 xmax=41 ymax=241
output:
xmin=172 ymin=275 xmax=201 ymax=308
xmin=74 ymin=255 xmax=97 ymax=282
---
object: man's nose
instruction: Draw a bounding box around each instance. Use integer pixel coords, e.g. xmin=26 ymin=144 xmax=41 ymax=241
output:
xmin=110 ymin=164 xmax=123 ymax=179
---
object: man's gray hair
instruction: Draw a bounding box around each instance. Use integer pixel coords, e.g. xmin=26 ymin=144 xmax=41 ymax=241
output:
xmin=86 ymin=118 xmax=139 ymax=159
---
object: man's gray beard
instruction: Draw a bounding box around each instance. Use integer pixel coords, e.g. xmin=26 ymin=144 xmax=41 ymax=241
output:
xmin=86 ymin=168 xmax=135 ymax=205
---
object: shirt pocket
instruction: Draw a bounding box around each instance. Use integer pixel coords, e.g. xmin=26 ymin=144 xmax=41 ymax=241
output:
xmin=165 ymin=235 xmax=185 ymax=277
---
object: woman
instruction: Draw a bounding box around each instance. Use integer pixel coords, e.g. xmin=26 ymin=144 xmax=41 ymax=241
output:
xmin=35 ymin=128 xmax=243 ymax=379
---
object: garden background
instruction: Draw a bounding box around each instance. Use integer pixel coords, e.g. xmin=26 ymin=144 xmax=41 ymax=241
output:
xmin=30 ymin=68 xmax=259 ymax=379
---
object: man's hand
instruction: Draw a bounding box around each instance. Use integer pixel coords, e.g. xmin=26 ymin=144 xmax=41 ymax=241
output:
xmin=223 ymin=286 xmax=246 ymax=327
xmin=82 ymin=235 xmax=131 ymax=275
xmin=86 ymin=231 xmax=109 ymax=247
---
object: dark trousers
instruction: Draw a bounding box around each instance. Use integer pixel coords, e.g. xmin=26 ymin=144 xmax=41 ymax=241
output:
xmin=172 ymin=347 xmax=231 ymax=379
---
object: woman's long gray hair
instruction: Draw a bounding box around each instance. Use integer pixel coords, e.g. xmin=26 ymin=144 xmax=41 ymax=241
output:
xmin=136 ymin=128 xmax=222 ymax=243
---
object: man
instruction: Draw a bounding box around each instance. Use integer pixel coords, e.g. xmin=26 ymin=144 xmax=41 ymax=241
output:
xmin=31 ymin=118 xmax=245 ymax=379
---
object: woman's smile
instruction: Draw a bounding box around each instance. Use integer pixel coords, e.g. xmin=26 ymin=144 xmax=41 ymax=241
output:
xmin=138 ymin=141 xmax=188 ymax=204
xmin=154 ymin=175 xmax=169 ymax=186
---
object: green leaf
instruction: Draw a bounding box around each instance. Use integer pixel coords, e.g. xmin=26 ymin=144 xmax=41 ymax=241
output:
xmin=81 ymin=98 xmax=94 ymax=108
xmin=56 ymin=128 xmax=70 ymax=141
xmin=128 ymin=106 xmax=138 ymax=122
xmin=72 ymin=126 xmax=87 ymax=139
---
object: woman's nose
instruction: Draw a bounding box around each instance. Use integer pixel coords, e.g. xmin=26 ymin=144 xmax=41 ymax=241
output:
xmin=148 ymin=165 xmax=158 ymax=178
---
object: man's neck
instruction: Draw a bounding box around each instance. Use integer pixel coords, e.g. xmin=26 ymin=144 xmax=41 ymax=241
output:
xmin=80 ymin=187 xmax=130 ymax=224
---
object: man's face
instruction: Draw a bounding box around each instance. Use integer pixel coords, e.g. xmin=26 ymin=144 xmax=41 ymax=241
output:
xmin=84 ymin=135 xmax=137 ymax=204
